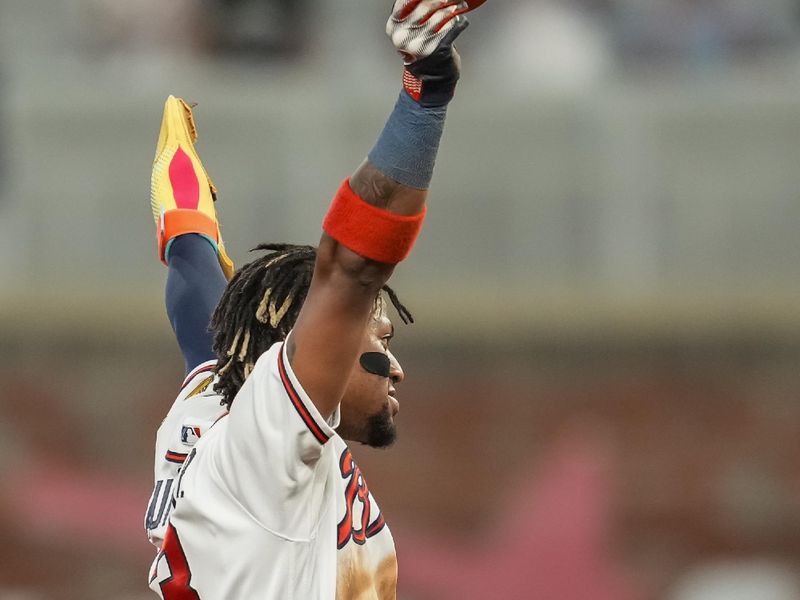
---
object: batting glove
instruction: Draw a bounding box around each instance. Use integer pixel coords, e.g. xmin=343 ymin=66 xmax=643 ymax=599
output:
xmin=387 ymin=0 xmax=471 ymax=107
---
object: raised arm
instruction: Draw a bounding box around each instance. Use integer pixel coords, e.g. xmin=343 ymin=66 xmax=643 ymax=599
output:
xmin=288 ymin=0 xmax=472 ymax=419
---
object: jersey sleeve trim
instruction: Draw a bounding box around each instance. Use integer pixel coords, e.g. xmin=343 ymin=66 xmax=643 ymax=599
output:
xmin=278 ymin=341 xmax=335 ymax=445
xmin=165 ymin=450 xmax=189 ymax=464
xmin=181 ymin=360 xmax=217 ymax=390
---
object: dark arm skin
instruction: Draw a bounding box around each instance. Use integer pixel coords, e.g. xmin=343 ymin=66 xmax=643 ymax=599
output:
xmin=287 ymin=160 xmax=426 ymax=420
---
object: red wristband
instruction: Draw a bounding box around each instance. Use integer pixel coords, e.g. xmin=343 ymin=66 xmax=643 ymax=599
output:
xmin=322 ymin=179 xmax=426 ymax=264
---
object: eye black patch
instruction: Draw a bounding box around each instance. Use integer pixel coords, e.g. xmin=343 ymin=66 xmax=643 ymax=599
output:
xmin=360 ymin=352 xmax=391 ymax=378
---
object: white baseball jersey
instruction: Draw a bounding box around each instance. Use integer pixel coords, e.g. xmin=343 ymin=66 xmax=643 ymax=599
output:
xmin=146 ymin=338 xmax=397 ymax=599
xmin=145 ymin=359 xmax=227 ymax=548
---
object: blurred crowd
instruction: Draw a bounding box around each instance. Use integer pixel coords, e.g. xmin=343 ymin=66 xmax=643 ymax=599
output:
xmin=80 ymin=0 xmax=800 ymax=65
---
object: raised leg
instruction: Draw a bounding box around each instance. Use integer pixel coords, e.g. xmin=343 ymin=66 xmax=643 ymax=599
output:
xmin=150 ymin=96 xmax=236 ymax=375
xmin=166 ymin=234 xmax=227 ymax=374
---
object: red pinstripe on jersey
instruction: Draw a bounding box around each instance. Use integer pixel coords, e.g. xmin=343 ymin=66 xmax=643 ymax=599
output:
xmin=278 ymin=344 xmax=330 ymax=445
xmin=180 ymin=361 xmax=217 ymax=390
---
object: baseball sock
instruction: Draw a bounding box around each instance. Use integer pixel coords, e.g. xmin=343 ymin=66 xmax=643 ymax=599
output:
xmin=166 ymin=234 xmax=227 ymax=374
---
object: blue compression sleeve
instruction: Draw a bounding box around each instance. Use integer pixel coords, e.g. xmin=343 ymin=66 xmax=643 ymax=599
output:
xmin=165 ymin=234 xmax=227 ymax=375
xmin=367 ymin=90 xmax=447 ymax=190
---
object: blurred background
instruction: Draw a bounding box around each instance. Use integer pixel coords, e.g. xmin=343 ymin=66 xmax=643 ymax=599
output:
xmin=2 ymin=0 xmax=800 ymax=598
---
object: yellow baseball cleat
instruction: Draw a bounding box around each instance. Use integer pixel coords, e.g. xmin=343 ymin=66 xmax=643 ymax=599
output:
xmin=150 ymin=95 xmax=235 ymax=280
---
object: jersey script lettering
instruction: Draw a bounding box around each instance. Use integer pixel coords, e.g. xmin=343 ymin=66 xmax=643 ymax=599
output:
xmin=337 ymin=448 xmax=386 ymax=548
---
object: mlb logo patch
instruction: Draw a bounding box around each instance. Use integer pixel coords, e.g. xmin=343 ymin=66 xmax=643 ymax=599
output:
xmin=181 ymin=425 xmax=203 ymax=446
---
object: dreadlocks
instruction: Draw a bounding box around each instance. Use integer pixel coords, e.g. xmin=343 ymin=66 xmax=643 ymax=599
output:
xmin=210 ymin=243 xmax=413 ymax=409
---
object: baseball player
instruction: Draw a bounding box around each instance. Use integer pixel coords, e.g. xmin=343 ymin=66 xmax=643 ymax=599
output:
xmin=144 ymin=1 xmax=479 ymax=597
